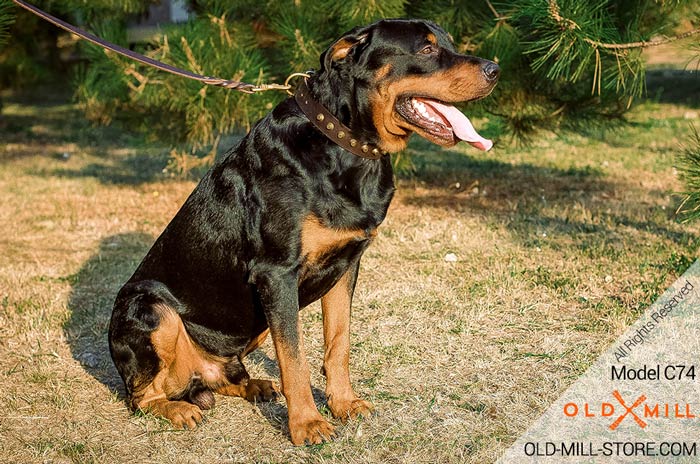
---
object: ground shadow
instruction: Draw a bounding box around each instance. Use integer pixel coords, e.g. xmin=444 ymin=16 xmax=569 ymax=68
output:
xmin=401 ymin=152 xmax=601 ymax=236
xmin=1 ymin=90 xmax=172 ymax=185
xmin=402 ymin=147 xmax=610 ymax=207
xmin=400 ymin=147 xmax=699 ymax=253
xmin=46 ymin=151 xmax=171 ymax=185
xmin=63 ymin=232 xmax=326 ymax=437
xmin=44 ymin=135 xmax=243 ymax=186
xmin=64 ymin=232 xmax=153 ymax=395
xmin=1 ymin=93 xmax=144 ymax=161
xmin=646 ymin=68 xmax=700 ymax=108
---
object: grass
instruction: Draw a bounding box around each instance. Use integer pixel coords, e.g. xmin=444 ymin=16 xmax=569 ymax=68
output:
xmin=1 ymin=53 xmax=699 ymax=462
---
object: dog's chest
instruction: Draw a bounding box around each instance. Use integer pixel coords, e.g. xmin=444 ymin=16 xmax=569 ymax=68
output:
xmin=296 ymin=214 xmax=376 ymax=305
xmin=299 ymin=214 xmax=376 ymax=262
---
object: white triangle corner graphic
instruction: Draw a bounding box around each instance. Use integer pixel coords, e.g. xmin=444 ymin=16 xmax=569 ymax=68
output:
xmin=498 ymin=260 xmax=700 ymax=463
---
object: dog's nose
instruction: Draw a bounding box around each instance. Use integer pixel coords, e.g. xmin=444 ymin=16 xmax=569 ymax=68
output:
xmin=482 ymin=62 xmax=500 ymax=82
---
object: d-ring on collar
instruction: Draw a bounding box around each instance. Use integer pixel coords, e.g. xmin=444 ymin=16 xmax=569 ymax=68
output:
xmin=295 ymin=80 xmax=386 ymax=160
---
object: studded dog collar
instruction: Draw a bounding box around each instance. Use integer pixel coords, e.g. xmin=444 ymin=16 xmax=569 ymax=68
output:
xmin=295 ymin=80 xmax=387 ymax=160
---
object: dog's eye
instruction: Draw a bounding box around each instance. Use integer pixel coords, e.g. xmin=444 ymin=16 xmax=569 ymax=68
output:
xmin=419 ymin=45 xmax=436 ymax=55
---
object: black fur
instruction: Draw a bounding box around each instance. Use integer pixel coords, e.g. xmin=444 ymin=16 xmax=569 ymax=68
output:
xmin=108 ymin=18 xmax=498 ymax=438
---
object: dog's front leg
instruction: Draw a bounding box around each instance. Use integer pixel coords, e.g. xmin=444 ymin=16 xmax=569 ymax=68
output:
xmin=321 ymin=260 xmax=375 ymax=422
xmin=255 ymin=269 xmax=335 ymax=445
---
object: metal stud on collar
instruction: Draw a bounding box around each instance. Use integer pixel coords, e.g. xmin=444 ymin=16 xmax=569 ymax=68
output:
xmin=294 ymin=79 xmax=386 ymax=160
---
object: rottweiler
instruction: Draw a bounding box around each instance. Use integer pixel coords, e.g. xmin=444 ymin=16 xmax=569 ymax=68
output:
xmin=108 ymin=18 xmax=499 ymax=445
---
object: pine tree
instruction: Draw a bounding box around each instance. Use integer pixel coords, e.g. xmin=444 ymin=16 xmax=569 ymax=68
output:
xmin=675 ymin=27 xmax=700 ymax=223
xmin=76 ymin=0 xmax=699 ymax=148
xmin=0 ymin=1 xmax=13 ymax=47
xmin=71 ymin=0 xmax=415 ymax=168
xmin=677 ymin=126 xmax=700 ymax=223
xmin=0 ymin=0 xmax=155 ymax=89
xmin=2 ymin=0 xmax=699 ymax=173
xmin=0 ymin=0 xmax=16 ymax=117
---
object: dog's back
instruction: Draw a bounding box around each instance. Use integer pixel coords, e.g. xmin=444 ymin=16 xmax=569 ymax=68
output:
xmin=109 ymin=18 xmax=498 ymax=445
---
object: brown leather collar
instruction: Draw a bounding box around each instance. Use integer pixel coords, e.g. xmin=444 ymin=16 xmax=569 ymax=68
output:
xmin=295 ymin=80 xmax=387 ymax=160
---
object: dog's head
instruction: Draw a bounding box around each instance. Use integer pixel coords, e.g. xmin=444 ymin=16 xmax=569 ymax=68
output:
xmin=313 ymin=19 xmax=499 ymax=153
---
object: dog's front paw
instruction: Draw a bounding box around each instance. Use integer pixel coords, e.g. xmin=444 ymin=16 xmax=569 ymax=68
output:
xmin=289 ymin=416 xmax=336 ymax=445
xmin=328 ymin=396 xmax=374 ymax=423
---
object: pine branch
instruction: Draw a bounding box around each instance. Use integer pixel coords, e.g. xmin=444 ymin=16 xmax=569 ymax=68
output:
xmin=676 ymin=125 xmax=700 ymax=223
xmin=547 ymin=0 xmax=579 ymax=31
xmin=548 ymin=0 xmax=700 ymax=51
xmin=17 ymin=0 xmax=696 ymax=158
xmin=584 ymin=28 xmax=700 ymax=50
xmin=484 ymin=0 xmax=505 ymax=21
xmin=0 ymin=0 xmax=15 ymax=47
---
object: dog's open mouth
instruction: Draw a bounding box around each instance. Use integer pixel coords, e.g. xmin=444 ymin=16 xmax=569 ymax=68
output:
xmin=395 ymin=97 xmax=493 ymax=151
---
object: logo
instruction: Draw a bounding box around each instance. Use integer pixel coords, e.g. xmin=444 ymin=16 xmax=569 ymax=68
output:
xmin=563 ymin=390 xmax=695 ymax=430
xmin=609 ymin=390 xmax=646 ymax=430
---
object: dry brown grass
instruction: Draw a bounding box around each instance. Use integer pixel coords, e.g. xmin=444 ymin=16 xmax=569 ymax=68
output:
xmin=1 ymin=69 xmax=699 ymax=462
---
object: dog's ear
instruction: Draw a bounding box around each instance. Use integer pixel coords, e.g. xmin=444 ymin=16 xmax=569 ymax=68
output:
xmin=320 ymin=30 xmax=369 ymax=71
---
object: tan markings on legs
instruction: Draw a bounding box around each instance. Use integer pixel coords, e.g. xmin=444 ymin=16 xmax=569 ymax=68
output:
xmin=139 ymin=398 xmax=203 ymax=429
xmin=132 ymin=304 xmax=225 ymax=429
xmin=212 ymin=328 xmax=279 ymax=401
xmin=321 ymin=270 xmax=374 ymax=422
xmin=270 ymin=314 xmax=335 ymax=445
xmin=241 ymin=328 xmax=269 ymax=358
xmin=216 ymin=378 xmax=279 ymax=402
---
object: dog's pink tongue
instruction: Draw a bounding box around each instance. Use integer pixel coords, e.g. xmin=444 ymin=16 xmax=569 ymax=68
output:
xmin=426 ymin=101 xmax=493 ymax=151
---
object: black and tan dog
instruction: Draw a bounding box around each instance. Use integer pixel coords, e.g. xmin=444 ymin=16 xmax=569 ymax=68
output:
xmin=108 ymin=18 xmax=499 ymax=445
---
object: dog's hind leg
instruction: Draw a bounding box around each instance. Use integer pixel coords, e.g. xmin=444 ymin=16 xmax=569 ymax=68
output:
xmin=214 ymin=329 xmax=280 ymax=402
xmin=109 ymin=280 xmax=213 ymax=429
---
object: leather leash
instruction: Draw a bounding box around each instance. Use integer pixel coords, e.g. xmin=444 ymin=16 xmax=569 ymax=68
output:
xmin=11 ymin=0 xmax=387 ymax=159
xmin=10 ymin=0 xmax=288 ymax=93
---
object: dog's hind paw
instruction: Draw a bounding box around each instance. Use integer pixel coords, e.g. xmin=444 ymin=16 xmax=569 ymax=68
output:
xmin=143 ymin=400 xmax=204 ymax=430
xmin=244 ymin=378 xmax=280 ymax=402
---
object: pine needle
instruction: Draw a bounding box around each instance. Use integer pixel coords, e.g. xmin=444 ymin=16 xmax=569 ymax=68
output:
xmin=677 ymin=125 xmax=700 ymax=223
